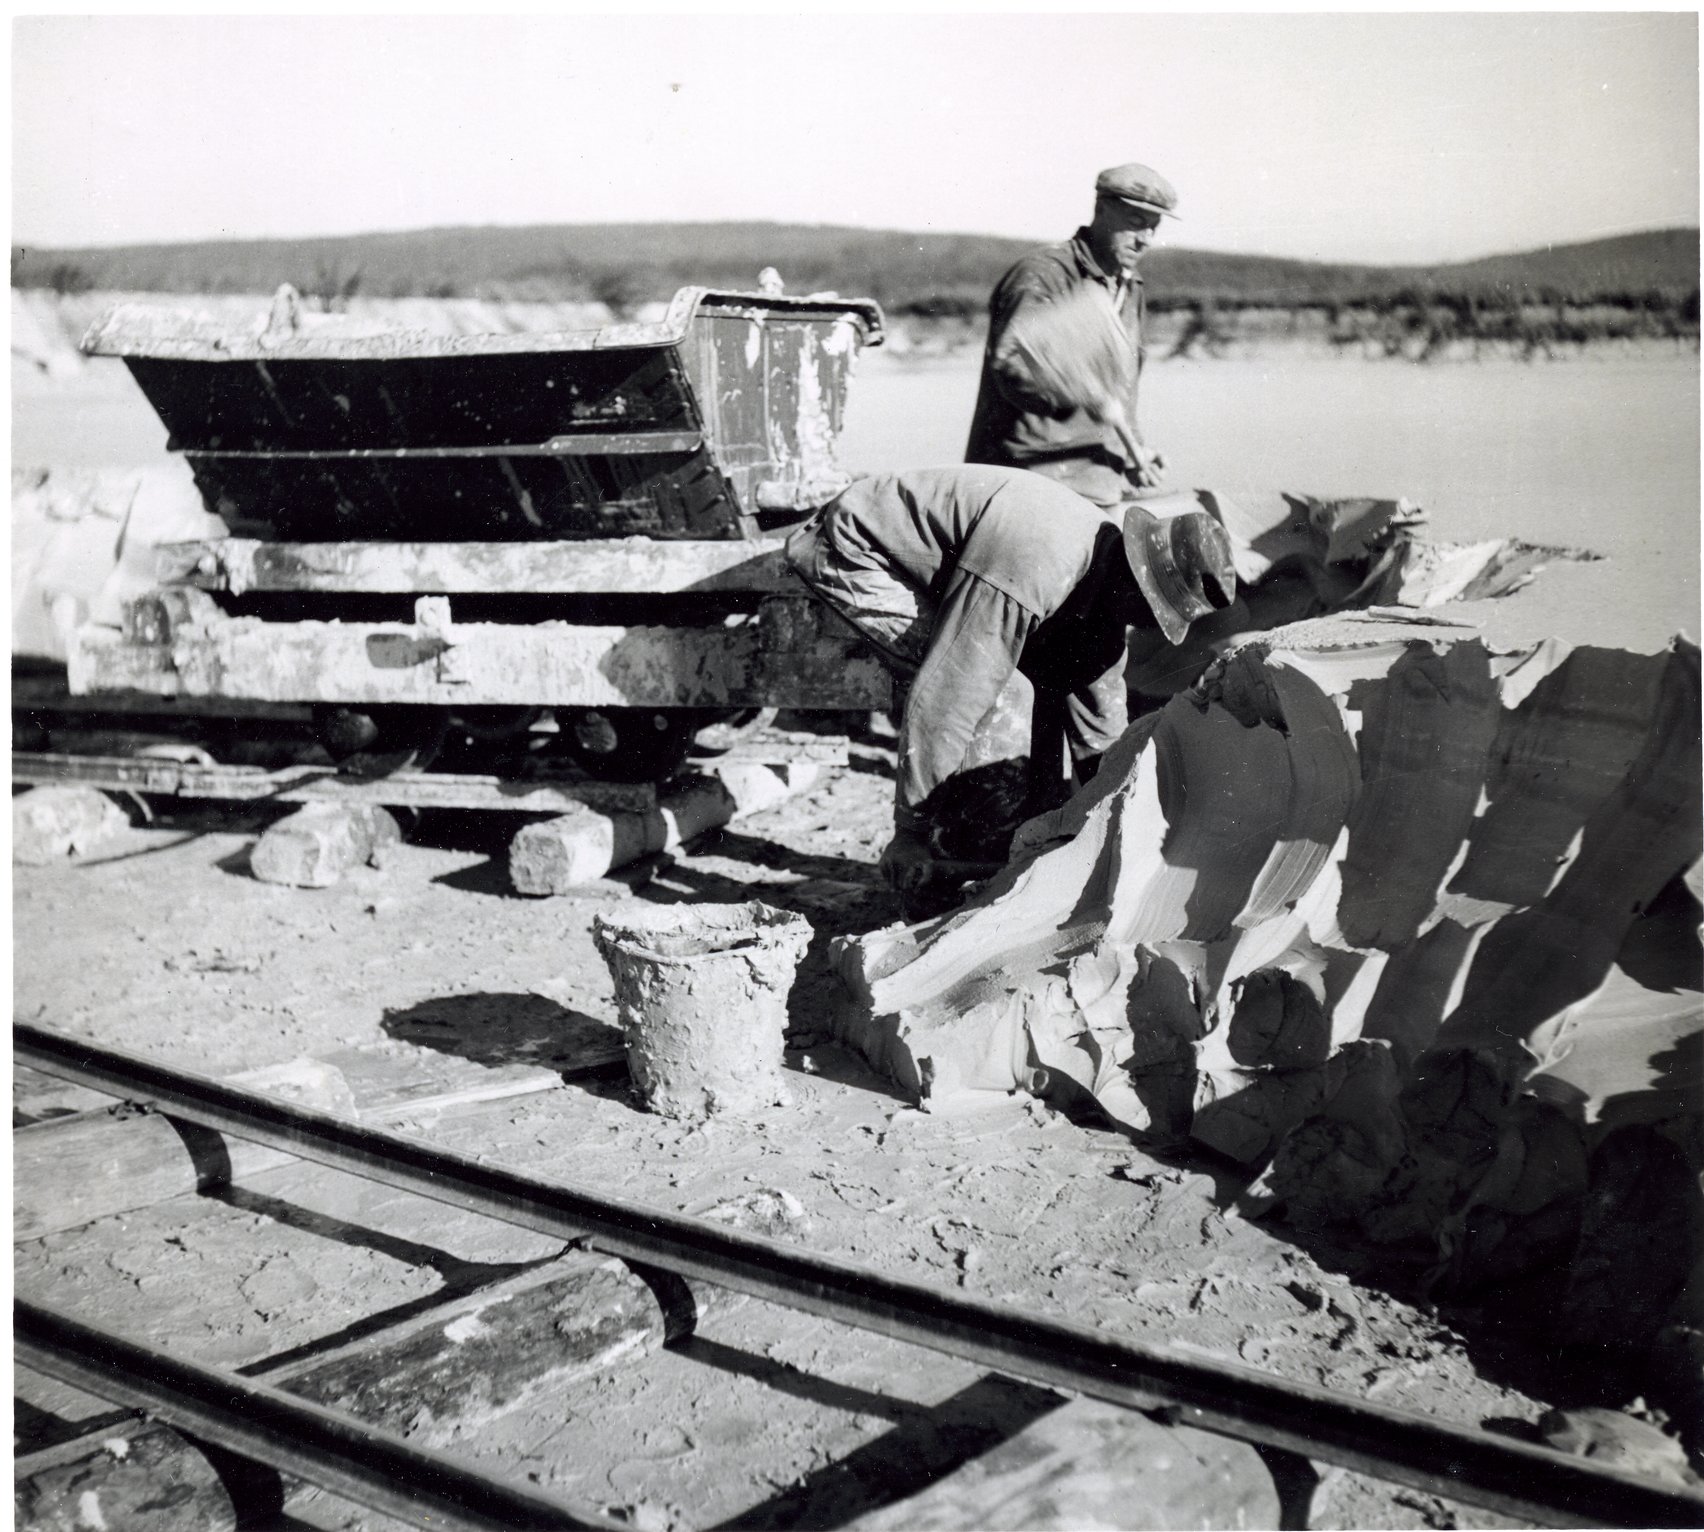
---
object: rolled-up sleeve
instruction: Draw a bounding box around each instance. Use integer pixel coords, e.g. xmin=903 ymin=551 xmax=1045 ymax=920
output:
xmin=896 ymin=570 xmax=1035 ymax=821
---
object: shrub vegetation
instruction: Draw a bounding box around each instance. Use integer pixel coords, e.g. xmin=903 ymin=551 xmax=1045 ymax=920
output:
xmin=11 ymin=223 xmax=1698 ymax=349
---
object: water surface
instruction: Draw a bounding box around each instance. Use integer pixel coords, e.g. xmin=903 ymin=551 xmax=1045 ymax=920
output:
xmin=842 ymin=347 xmax=1700 ymax=653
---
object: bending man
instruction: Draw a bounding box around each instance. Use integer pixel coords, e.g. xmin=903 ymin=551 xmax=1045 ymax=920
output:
xmin=785 ymin=465 xmax=1235 ymax=910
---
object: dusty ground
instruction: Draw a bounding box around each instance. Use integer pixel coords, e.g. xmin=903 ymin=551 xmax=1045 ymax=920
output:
xmin=12 ymin=729 xmax=1646 ymax=1531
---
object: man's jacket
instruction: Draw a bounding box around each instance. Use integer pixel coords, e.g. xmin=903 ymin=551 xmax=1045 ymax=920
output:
xmin=964 ymin=230 xmax=1145 ymax=508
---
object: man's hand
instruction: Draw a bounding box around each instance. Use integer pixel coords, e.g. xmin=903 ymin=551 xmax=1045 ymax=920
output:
xmin=1091 ymin=400 xmax=1164 ymax=488
xmin=878 ymin=827 xmax=937 ymax=895
xmin=1132 ymin=443 xmax=1166 ymax=488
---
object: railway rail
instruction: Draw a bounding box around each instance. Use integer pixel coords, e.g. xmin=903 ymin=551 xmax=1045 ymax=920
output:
xmin=15 ymin=1020 xmax=1704 ymax=1531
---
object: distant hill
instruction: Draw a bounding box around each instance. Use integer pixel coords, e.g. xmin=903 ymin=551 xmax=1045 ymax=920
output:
xmin=1437 ymin=229 xmax=1700 ymax=299
xmin=11 ymin=224 xmax=1035 ymax=311
xmin=11 ymin=222 xmax=1698 ymax=313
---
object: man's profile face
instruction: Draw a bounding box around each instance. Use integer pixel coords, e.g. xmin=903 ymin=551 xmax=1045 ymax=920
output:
xmin=1091 ymin=199 xmax=1163 ymax=276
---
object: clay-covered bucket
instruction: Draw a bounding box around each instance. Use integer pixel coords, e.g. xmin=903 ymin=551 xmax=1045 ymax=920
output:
xmin=592 ymin=901 xmax=813 ymax=1120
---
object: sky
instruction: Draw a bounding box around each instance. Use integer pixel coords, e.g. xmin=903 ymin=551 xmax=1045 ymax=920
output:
xmin=10 ymin=11 xmax=1700 ymax=266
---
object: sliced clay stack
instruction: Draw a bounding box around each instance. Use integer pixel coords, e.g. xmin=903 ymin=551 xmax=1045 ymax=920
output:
xmin=836 ymin=611 xmax=1701 ymax=1349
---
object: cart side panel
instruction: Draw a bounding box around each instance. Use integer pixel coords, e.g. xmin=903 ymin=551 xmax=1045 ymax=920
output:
xmin=678 ymin=312 xmax=762 ymax=530
xmin=684 ymin=306 xmax=867 ymax=517
xmin=135 ymin=345 xmax=748 ymax=541
xmin=127 ymin=349 xmax=697 ymax=451
xmin=763 ymin=316 xmax=860 ymax=484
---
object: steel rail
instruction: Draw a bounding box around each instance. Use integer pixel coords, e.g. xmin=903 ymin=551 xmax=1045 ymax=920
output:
xmin=17 ymin=1020 xmax=1702 ymax=1530
xmin=16 ymin=1297 xmax=618 ymax=1532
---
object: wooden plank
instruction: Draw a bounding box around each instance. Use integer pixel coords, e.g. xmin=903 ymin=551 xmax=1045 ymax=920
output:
xmin=511 ymin=762 xmax=822 ymax=892
xmin=10 ymin=1274 xmax=640 ymax=1532
xmin=14 ymin=1109 xmax=292 ymax=1242
xmin=81 ymin=297 xmax=686 ymax=359
xmin=18 ymin=732 xmax=310 ymax=770
xmin=154 ymin=536 xmax=798 ymax=594
xmin=690 ymin=729 xmax=849 ymax=767
xmin=15 ymin=1057 xmax=359 ymax=1243
xmin=11 ymin=743 xmax=847 ymax=814
xmin=15 ymin=1043 xmax=590 ymax=1132
xmin=10 ymin=754 xmax=659 ymax=814
xmin=262 ymin=1250 xmax=701 ymax=1428
xmin=329 ymin=1051 xmax=624 ymax=1110
xmin=13 ymin=1064 xmax=113 ymax=1125
xmin=15 ymin=1420 xmax=253 ymax=1532
xmin=68 ymin=600 xmax=894 ymax=709
xmin=15 ymin=1239 xmax=754 ymax=1529
xmin=845 ymin=1398 xmax=1280 ymax=1532
xmin=14 ymin=1053 xmax=571 ymax=1243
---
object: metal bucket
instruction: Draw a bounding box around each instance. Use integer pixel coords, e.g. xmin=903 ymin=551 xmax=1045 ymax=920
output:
xmin=592 ymin=901 xmax=812 ymax=1120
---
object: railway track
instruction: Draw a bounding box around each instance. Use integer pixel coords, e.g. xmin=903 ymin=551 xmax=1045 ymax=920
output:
xmin=15 ymin=1020 xmax=1704 ymax=1531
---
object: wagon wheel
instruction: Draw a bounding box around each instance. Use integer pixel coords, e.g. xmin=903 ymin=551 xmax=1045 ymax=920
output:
xmin=450 ymin=705 xmax=545 ymax=742
xmin=429 ymin=706 xmax=549 ymax=772
xmin=312 ymin=704 xmax=449 ymax=778
xmin=691 ymin=707 xmax=779 ymax=754
xmin=557 ymin=707 xmax=700 ymax=783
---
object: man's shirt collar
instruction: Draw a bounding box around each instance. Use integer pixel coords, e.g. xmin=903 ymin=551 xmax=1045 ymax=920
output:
xmin=1069 ymin=227 xmax=1143 ymax=296
xmin=1069 ymin=228 xmax=1116 ymax=287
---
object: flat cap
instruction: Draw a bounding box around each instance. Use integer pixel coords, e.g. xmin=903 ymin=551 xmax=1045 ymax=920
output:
xmin=1094 ymin=162 xmax=1179 ymax=219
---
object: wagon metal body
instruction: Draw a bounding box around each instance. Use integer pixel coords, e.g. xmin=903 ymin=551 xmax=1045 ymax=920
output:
xmin=68 ymin=286 xmax=894 ymax=731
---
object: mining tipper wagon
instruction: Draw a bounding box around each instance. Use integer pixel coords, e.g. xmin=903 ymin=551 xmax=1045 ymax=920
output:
xmin=59 ymin=281 xmax=891 ymax=791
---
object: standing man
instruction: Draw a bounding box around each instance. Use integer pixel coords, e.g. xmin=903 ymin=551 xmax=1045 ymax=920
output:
xmin=965 ymin=163 xmax=1179 ymax=507
xmin=785 ymin=465 xmax=1235 ymax=912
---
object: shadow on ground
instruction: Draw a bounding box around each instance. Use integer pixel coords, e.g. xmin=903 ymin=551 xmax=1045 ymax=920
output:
xmin=382 ymin=992 xmax=623 ymax=1077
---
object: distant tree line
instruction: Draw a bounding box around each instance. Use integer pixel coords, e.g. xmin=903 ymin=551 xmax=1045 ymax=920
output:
xmin=13 ymin=222 xmax=1698 ymax=348
xmin=1150 ymin=286 xmax=1700 ymax=358
xmin=1315 ymin=286 xmax=1701 ymax=357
